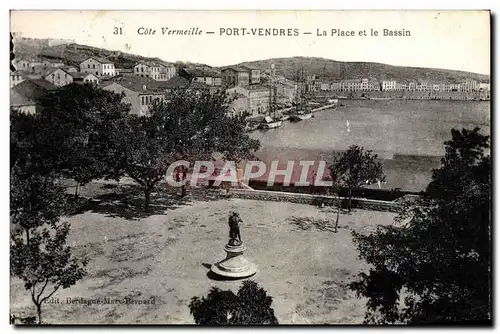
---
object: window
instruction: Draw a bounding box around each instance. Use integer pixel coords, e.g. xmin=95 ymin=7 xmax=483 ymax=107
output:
xmin=88 ymin=64 xmax=90 ymax=69
xmin=141 ymin=96 xmax=145 ymax=105
xmin=141 ymin=67 xmax=144 ymax=73
xmin=96 ymin=72 xmax=98 ymax=75
xmin=93 ymin=64 xmax=96 ymax=69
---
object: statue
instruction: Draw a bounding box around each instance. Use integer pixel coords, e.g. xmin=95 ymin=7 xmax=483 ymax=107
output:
xmin=210 ymin=211 xmax=257 ymax=278
xmin=228 ymin=211 xmax=242 ymax=246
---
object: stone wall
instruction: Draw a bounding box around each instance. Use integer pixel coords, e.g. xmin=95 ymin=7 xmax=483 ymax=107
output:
xmin=227 ymin=189 xmax=402 ymax=213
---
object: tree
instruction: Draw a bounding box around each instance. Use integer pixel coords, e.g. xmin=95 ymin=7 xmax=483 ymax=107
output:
xmin=189 ymin=280 xmax=278 ymax=325
xmin=113 ymin=89 xmax=260 ymax=209
xmin=329 ymin=145 xmax=385 ymax=212
xmin=349 ymin=127 xmax=491 ymax=324
xmin=110 ymin=105 xmax=174 ymax=211
xmin=10 ymin=168 xmax=88 ymax=324
xmin=160 ymin=89 xmax=259 ymax=196
xmin=11 ymin=110 xmax=88 ymax=324
xmin=36 ymin=83 xmax=130 ymax=195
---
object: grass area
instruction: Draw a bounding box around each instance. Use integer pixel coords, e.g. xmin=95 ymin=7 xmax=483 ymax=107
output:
xmin=10 ymin=184 xmax=396 ymax=324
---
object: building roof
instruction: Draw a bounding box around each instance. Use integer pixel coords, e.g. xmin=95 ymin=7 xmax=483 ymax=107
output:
xmin=10 ymin=89 xmax=35 ymax=106
xmin=135 ymin=60 xmax=160 ymax=68
xmin=183 ymin=67 xmax=221 ymax=78
xmin=242 ymin=84 xmax=270 ymax=92
xmin=102 ymin=76 xmax=163 ymax=93
xmin=11 ymin=79 xmax=57 ymax=103
xmin=162 ymin=76 xmax=210 ymax=90
xmin=68 ymin=72 xmax=97 ymax=79
xmin=60 ymin=65 xmax=77 ymax=71
xmin=11 ymin=70 xmax=30 ymax=78
xmin=44 ymin=58 xmax=65 ymax=64
xmin=116 ymin=68 xmax=134 ymax=73
xmin=240 ymin=64 xmax=260 ymax=71
xmin=222 ymin=66 xmax=249 ymax=73
xmin=82 ymin=56 xmax=114 ymax=64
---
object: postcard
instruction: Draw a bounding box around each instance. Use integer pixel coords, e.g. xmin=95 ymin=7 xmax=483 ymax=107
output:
xmin=9 ymin=10 xmax=491 ymax=325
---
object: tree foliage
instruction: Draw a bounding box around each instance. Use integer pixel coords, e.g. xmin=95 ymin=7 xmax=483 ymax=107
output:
xmin=10 ymin=111 xmax=88 ymax=324
xmin=189 ymin=280 xmax=278 ymax=325
xmin=350 ymin=127 xmax=491 ymax=324
xmin=36 ymin=83 xmax=130 ymax=190
xmin=329 ymin=145 xmax=385 ymax=211
xmin=112 ymin=89 xmax=260 ymax=209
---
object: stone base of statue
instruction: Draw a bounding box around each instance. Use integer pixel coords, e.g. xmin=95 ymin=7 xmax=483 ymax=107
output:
xmin=210 ymin=242 xmax=257 ymax=279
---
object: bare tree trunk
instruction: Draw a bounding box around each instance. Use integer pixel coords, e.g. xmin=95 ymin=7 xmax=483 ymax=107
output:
xmin=74 ymin=182 xmax=79 ymax=197
xmin=334 ymin=203 xmax=340 ymax=233
xmin=144 ymin=188 xmax=151 ymax=211
xmin=348 ymin=188 xmax=352 ymax=212
xmin=36 ymin=303 xmax=42 ymax=324
xmin=181 ymin=167 xmax=187 ymax=197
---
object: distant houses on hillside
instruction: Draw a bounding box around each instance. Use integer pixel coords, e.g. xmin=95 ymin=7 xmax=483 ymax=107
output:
xmin=80 ymin=56 xmax=116 ymax=77
xmin=10 ymin=51 xmax=490 ymax=121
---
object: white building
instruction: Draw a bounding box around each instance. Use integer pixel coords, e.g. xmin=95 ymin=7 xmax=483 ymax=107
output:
xmin=79 ymin=56 xmax=116 ymax=77
xmin=134 ymin=61 xmax=177 ymax=81
xmin=382 ymin=80 xmax=397 ymax=91
xmin=44 ymin=68 xmax=73 ymax=87
xmin=479 ymin=82 xmax=490 ymax=91
xmin=10 ymin=71 xmax=28 ymax=88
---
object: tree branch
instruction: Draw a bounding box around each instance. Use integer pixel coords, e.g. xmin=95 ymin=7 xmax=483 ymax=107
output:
xmin=36 ymin=278 xmax=49 ymax=303
xmin=40 ymin=285 xmax=61 ymax=304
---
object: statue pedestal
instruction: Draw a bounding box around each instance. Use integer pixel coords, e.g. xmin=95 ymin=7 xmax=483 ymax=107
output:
xmin=210 ymin=244 xmax=257 ymax=278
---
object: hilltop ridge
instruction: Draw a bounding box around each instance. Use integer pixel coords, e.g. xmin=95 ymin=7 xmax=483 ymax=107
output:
xmin=232 ymin=57 xmax=490 ymax=83
xmin=12 ymin=37 xmax=490 ymax=84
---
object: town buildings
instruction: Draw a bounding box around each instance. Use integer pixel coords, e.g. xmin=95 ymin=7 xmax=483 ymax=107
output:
xmin=162 ymin=75 xmax=217 ymax=94
xmin=42 ymin=59 xmax=65 ymax=68
xmin=460 ymin=79 xmax=479 ymax=92
xmin=479 ymin=82 xmax=491 ymax=91
xmin=226 ymin=84 xmax=270 ymax=117
xmin=239 ymin=65 xmax=261 ymax=84
xmin=44 ymin=68 xmax=74 ymax=87
xmin=133 ymin=61 xmax=176 ymax=81
xmin=10 ymin=79 xmax=57 ymax=114
xmin=10 ymin=89 xmax=36 ymax=114
xmin=80 ymin=56 xmax=116 ymax=77
xmin=102 ymin=77 xmax=166 ymax=116
xmin=182 ymin=68 xmax=222 ymax=86
xmin=10 ymin=71 xmax=28 ymax=88
xmin=14 ymin=58 xmax=31 ymax=71
xmin=69 ymin=72 xmax=100 ymax=85
xmin=221 ymin=67 xmax=250 ymax=87
xmin=382 ymin=80 xmax=397 ymax=91
xmin=227 ymin=93 xmax=249 ymax=118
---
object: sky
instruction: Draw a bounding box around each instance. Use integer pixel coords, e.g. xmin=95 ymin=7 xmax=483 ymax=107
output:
xmin=10 ymin=10 xmax=491 ymax=75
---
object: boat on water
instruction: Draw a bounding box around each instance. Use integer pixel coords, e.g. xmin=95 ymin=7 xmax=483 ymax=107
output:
xmin=244 ymin=122 xmax=260 ymax=132
xmin=289 ymin=68 xmax=314 ymax=122
xmin=260 ymin=116 xmax=283 ymax=129
xmin=289 ymin=112 xmax=312 ymax=122
xmin=279 ymin=114 xmax=290 ymax=121
xmin=260 ymin=69 xmax=283 ymax=129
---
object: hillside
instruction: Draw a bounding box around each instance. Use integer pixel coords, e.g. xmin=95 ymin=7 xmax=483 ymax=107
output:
xmin=12 ymin=37 xmax=208 ymax=70
xmin=233 ymin=57 xmax=490 ymax=84
xmin=12 ymin=37 xmax=489 ymax=84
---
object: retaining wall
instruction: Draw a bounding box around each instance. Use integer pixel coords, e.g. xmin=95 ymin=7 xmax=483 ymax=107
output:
xmin=227 ymin=188 xmax=402 ymax=213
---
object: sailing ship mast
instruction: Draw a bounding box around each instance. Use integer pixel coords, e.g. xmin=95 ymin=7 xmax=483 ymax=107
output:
xmin=268 ymin=63 xmax=278 ymax=119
